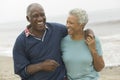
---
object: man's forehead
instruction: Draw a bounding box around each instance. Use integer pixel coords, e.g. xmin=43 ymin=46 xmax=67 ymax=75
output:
xmin=30 ymin=5 xmax=43 ymax=11
xmin=27 ymin=3 xmax=44 ymax=16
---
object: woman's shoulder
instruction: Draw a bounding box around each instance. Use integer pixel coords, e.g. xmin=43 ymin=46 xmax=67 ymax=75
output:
xmin=95 ymin=36 xmax=101 ymax=43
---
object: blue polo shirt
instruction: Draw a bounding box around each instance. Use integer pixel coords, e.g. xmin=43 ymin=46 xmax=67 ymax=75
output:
xmin=13 ymin=22 xmax=67 ymax=80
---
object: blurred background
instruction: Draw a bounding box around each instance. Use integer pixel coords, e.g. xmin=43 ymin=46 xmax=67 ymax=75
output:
xmin=0 ymin=0 xmax=120 ymax=67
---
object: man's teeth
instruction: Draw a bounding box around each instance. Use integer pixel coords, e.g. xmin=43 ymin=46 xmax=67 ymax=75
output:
xmin=37 ymin=22 xmax=43 ymax=24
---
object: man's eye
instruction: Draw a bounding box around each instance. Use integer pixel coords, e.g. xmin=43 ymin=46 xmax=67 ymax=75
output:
xmin=40 ymin=13 xmax=45 ymax=17
xmin=33 ymin=15 xmax=39 ymax=18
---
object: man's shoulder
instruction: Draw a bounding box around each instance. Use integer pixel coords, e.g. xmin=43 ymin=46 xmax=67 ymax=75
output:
xmin=16 ymin=31 xmax=26 ymax=41
xmin=46 ymin=22 xmax=66 ymax=28
xmin=62 ymin=35 xmax=70 ymax=42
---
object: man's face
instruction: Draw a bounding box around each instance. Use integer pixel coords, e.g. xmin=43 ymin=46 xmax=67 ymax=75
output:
xmin=27 ymin=6 xmax=46 ymax=31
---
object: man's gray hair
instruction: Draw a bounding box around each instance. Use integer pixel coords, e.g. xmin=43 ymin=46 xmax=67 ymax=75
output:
xmin=69 ymin=8 xmax=88 ymax=24
xmin=26 ymin=3 xmax=43 ymax=17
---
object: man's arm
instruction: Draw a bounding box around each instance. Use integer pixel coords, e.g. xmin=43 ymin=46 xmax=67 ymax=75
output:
xmin=13 ymin=36 xmax=31 ymax=79
xmin=26 ymin=59 xmax=59 ymax=75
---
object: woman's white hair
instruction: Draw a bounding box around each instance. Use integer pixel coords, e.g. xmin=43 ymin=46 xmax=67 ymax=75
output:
xmin=69 ymin=8 xmax=88 ymax=25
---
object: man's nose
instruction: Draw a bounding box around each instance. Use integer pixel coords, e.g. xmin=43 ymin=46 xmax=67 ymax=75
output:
xmin=37 ymin=16 xmax=43 ymax=21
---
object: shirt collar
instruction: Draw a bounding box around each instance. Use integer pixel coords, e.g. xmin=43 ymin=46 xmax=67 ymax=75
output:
xmin=25 ymin=25 xmax=48 ymax=37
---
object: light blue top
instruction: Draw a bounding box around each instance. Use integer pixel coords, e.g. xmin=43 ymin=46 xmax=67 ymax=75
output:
xmin=61 ymin=35 xmax=103 ymax=80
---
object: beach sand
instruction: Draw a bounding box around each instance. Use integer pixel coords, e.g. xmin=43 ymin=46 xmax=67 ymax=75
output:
xmin=0 ymin=56 xmax=120 ymax=80
xmin=0 ymin=56 xmax=20 ymax=80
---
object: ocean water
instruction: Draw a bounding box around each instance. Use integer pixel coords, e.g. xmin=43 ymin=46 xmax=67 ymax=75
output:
xmin=0 ymin=8 xmax=120 ymax=67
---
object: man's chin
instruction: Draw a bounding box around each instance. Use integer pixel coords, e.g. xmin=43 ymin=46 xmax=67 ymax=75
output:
xmin=37 ymin=27 xmax=46 ymax=31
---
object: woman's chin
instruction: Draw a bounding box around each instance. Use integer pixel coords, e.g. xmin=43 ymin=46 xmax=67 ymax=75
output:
xmin=68 ymin=32 xmax=72 ymax=35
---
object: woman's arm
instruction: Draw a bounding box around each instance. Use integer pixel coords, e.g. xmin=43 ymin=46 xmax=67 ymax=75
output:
xmin=85 ymin=35 xmax=105 ymax=72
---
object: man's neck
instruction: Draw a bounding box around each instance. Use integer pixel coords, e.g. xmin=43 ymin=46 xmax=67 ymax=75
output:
xmin=29 ymin=28 xmax=45 ymax=38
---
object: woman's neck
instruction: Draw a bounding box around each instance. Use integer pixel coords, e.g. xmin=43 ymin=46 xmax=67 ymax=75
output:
xmin=70 ymin=32 xmax=84 ymax=40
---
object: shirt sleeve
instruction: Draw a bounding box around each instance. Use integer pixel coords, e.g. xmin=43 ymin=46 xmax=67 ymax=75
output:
xmin=61 ymin=25 xmax=68 ymax=38
xmin=95 ymin=36 xmax=103 ymax=56
xmin=13 ymin=35 xmax=30 ymax=79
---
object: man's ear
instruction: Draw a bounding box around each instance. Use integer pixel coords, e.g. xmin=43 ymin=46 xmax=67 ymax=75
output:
xmin=26 ymin=16 xmax=30 ymax=22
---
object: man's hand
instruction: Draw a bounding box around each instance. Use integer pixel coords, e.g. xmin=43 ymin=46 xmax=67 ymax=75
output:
xmin=85 ymin=29 xmax=96 ymax=52
xmin=26 ymin=59 xmax=59 ymax=75
xmin=85 ymin=34 xmax=96 ymax=53
xmin=41 ymin=59 xmax=60 ymax=72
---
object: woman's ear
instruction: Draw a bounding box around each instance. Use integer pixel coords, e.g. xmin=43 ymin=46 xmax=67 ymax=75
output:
xmin=80 ymin=23 xmax=85 ymax=30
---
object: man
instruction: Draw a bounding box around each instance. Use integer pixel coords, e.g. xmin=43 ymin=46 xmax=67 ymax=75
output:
xmin=13 ymin=3 xmax=67 ymax=80
xmin=13 ymin=3 xmax=93 ymax=80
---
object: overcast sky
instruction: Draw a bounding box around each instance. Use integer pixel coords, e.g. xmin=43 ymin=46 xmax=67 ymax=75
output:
xmin=0 ymin=0 xmax=120 ymax=23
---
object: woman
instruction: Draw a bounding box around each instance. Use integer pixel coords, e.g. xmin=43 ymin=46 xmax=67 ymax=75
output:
xmin=61 ymin=8 xmax=105 ymax=80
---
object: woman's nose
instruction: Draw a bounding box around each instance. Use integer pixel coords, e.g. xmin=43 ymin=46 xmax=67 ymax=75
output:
xmin=66 ymin=23 xmax=70 ymax=28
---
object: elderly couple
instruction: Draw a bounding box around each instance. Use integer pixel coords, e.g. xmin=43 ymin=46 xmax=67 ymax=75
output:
xmin=13 ymin=3 xmax=105 ymax=80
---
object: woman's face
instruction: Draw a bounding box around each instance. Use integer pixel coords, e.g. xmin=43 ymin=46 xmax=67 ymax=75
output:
xmin=66 ymin=15 xmax=81 ymax=35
